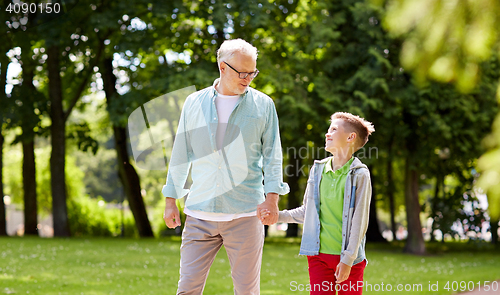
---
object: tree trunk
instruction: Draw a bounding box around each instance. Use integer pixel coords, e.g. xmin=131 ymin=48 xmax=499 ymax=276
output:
xmin=430 ymin=175 xmax=442 ymax=242
xmin=387 ymin=156 xmax=396 ymax=241
xmin=403 ymin=156 xmax=425 ymax=254
xmin=20 ymin=41 xmax=39 ymax=236
xmin=366 ymin=167 xmax=386 ymax=242
xmin=491 ymin=219 xmax=499 ymax=245
xmin=0 ymin=47 xmax=8 ymax=236
xmin=114 ymin=126 xmax=154 ymax=237
xmin=47 ymin=45 xmax=70 ymax=237
xmin=22 ymin=140 xmax=38 ymax=235
xmin=102 ymin=57 xmax=153 ymax=237
xmin=0 ymin=132 xmax=6 ymax=236
xmin=285 ymin=154 xmax=301 ymax=237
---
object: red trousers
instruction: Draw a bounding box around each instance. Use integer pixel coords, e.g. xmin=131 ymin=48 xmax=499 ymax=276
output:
xmin=307 ymin=253 xmax=366 ymax=295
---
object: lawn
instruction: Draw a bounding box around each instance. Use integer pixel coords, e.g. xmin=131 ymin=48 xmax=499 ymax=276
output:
xmin=0 ymin=237 xmax=499 ymax=294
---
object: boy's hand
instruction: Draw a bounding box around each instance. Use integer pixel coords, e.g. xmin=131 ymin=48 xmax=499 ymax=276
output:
xmin=258 ymin=209 xmax=271 ymax=223
xmin=335 ymin=262 xmax=352 ymax=284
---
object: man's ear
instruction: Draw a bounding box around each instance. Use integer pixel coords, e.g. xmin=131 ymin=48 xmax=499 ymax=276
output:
xmin=219 ymin=62 xmax=226 ymax=73
xmin=348 ymin=132 xmax=357 ymax=143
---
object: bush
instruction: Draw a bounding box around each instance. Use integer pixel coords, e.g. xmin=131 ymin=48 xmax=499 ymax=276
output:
xmin=67 ymin=195 xmax=138 ymax=237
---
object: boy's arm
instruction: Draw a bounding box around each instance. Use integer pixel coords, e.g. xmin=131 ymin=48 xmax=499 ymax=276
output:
xmin=277 ymin=199 xmax=306 ymax=224
xmin=277 ymin=165 xmax=316 ymax=224
xmin=340 ymin=168 xmax=372 ymax=266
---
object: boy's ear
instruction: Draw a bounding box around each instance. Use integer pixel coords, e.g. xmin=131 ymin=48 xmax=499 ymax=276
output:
xmin=347 ymin=132 xmax=357 ymax=143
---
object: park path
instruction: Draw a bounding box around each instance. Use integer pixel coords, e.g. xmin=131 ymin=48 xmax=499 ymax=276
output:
xmin=458 ymin=281 xmax=499 ymax=294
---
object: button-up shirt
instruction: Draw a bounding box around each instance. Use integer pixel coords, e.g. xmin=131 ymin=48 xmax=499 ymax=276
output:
xmin=162 ymin=79 xmax=289 ymax=214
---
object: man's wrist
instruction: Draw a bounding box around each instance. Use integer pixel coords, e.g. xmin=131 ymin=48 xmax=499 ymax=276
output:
xmin=266 ymin=193 xmax=279 ymax=203
xmin=165 ymin=197 xmax=177 ymax=207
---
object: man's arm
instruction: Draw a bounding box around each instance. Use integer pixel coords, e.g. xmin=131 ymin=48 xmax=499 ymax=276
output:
xmin=162 ymin=97 xmax=192 ymax=227
xmin=258 ymin=100 xmax=289 ymax=225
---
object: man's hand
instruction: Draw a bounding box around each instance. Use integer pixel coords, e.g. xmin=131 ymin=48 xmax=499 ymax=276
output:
xmin=163 ymin=198 xmax=181 ymax=228
xmin=335 ymin=262 xmax=352 ymax=284
xmin=257 ymin=193 xmax=279 ymax=225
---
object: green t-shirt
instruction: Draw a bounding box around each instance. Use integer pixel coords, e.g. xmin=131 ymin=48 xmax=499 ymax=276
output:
xmin=319 ymin=157 xmax=354 ymax=255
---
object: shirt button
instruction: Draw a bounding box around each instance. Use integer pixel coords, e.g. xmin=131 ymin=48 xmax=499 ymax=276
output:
xmin=217 ymin=184 xmax=220 ymax=187
xmin=218 ymin=166 xmax=221 ymax=169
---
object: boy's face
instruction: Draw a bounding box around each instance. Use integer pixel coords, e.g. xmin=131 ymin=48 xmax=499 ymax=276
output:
xmin=325 ymin=119 xmax=355 ymax=156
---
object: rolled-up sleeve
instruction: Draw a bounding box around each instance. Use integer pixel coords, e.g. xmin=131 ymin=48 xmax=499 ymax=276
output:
xmin=261 ymin=100 xmax=289 ymax=196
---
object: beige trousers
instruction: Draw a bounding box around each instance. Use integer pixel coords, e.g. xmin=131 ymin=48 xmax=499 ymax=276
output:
xmin=176 ymin=215 xmax=264 ymax=295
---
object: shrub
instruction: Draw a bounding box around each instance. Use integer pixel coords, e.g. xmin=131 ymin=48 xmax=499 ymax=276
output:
xmin=67 ymin=195 xmax=138 ymax=237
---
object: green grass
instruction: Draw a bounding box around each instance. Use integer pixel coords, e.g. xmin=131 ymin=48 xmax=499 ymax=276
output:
xmin=0 ymin=237 xmax=499 ymax=294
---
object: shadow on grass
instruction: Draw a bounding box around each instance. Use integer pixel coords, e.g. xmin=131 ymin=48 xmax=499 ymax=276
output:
xmin=364 ymin=240 xmax=499 ymax=255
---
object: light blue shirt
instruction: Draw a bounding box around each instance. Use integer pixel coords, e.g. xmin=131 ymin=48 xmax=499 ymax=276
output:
xmin=162 ymin=79 xmax=289 ymax=214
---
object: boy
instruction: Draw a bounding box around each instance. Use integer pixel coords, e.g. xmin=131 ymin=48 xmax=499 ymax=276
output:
xmin=261 ymin=112 xmax=374 ymax=294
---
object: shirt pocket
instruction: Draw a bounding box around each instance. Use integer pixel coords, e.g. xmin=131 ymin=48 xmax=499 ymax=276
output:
xmin=240 ymin=116 xmax=264 ymax=143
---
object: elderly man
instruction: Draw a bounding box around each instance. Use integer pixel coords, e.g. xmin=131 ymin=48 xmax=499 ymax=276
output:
xmin=162 ymin=38 xmax=289 ymax=294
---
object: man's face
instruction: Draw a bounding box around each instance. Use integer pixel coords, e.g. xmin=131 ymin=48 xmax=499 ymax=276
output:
xmin=325 ymin=119 xmax=353 ymax=156
xmin=219 ymin=52 xmax=257 ymax=95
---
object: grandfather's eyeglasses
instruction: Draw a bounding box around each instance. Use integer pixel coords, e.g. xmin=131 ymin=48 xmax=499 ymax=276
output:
xmin=224 ymin=61 xmax=259 ymax=79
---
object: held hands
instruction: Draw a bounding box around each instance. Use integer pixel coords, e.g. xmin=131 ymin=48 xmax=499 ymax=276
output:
xmin=163 ymin=198 xmax=181 ymax=228
xmin=258 ymin=208 xmax=272 ymax=224
xmin=335 ymin=262 xmax=352 ymax=284
xmin=257 ymin=193 xmax=279 ymax=225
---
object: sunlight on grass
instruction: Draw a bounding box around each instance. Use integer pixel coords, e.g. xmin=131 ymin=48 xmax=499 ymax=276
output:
xmin=0 ymin=237 xmax=499 ymax=294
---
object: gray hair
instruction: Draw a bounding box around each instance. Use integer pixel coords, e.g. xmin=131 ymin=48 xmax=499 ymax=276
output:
xmin=217 ymin=39 xmax=258 ymax=67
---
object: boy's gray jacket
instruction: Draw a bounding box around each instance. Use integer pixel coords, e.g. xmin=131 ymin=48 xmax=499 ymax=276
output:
xmin=278 ymin=157 xmax=371 ymax=266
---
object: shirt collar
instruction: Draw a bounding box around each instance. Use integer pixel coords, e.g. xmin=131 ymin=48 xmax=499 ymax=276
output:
xmin=212 ymin=78 xmax=249 ymax=97
xmin=325 ymin=157 xmax=353 ymax=175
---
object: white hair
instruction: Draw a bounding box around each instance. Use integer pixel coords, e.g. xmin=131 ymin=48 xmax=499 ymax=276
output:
xmin=217 ymin=39 xmax=258 ymax=66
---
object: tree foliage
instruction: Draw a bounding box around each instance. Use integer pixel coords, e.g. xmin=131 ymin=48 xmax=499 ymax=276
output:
xmin=376 ymin=0 xmax=500 ymax=225
xmin=1 ymin=0 xmax=499 ymax=246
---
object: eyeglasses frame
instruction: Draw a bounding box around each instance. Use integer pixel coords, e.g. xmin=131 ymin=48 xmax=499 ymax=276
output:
xmin=223 ymin=61 xmax=259 ymax=79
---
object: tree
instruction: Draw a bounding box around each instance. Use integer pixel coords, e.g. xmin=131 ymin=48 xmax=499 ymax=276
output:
xmin=376 ymin=0 xmax=500 ymax=244
xmin=0 ymin=5 xmax=14 ymax=236
xmin=0 ymin=68 xmax=6 ymax=236
xmin=277 ymin=0 xmax=499 ymax=253
xmin=42 ymin=1 xmax=105 ymax=237
xmin=101 ymin=55 xmax=153 ymax=237
xmin=0 ymin=129 xmax=4 ymax=236
xmin=5 ymin=31 xmax=50 ymax=236
xmin=86 ymin=0 xmax=187 ymax=237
